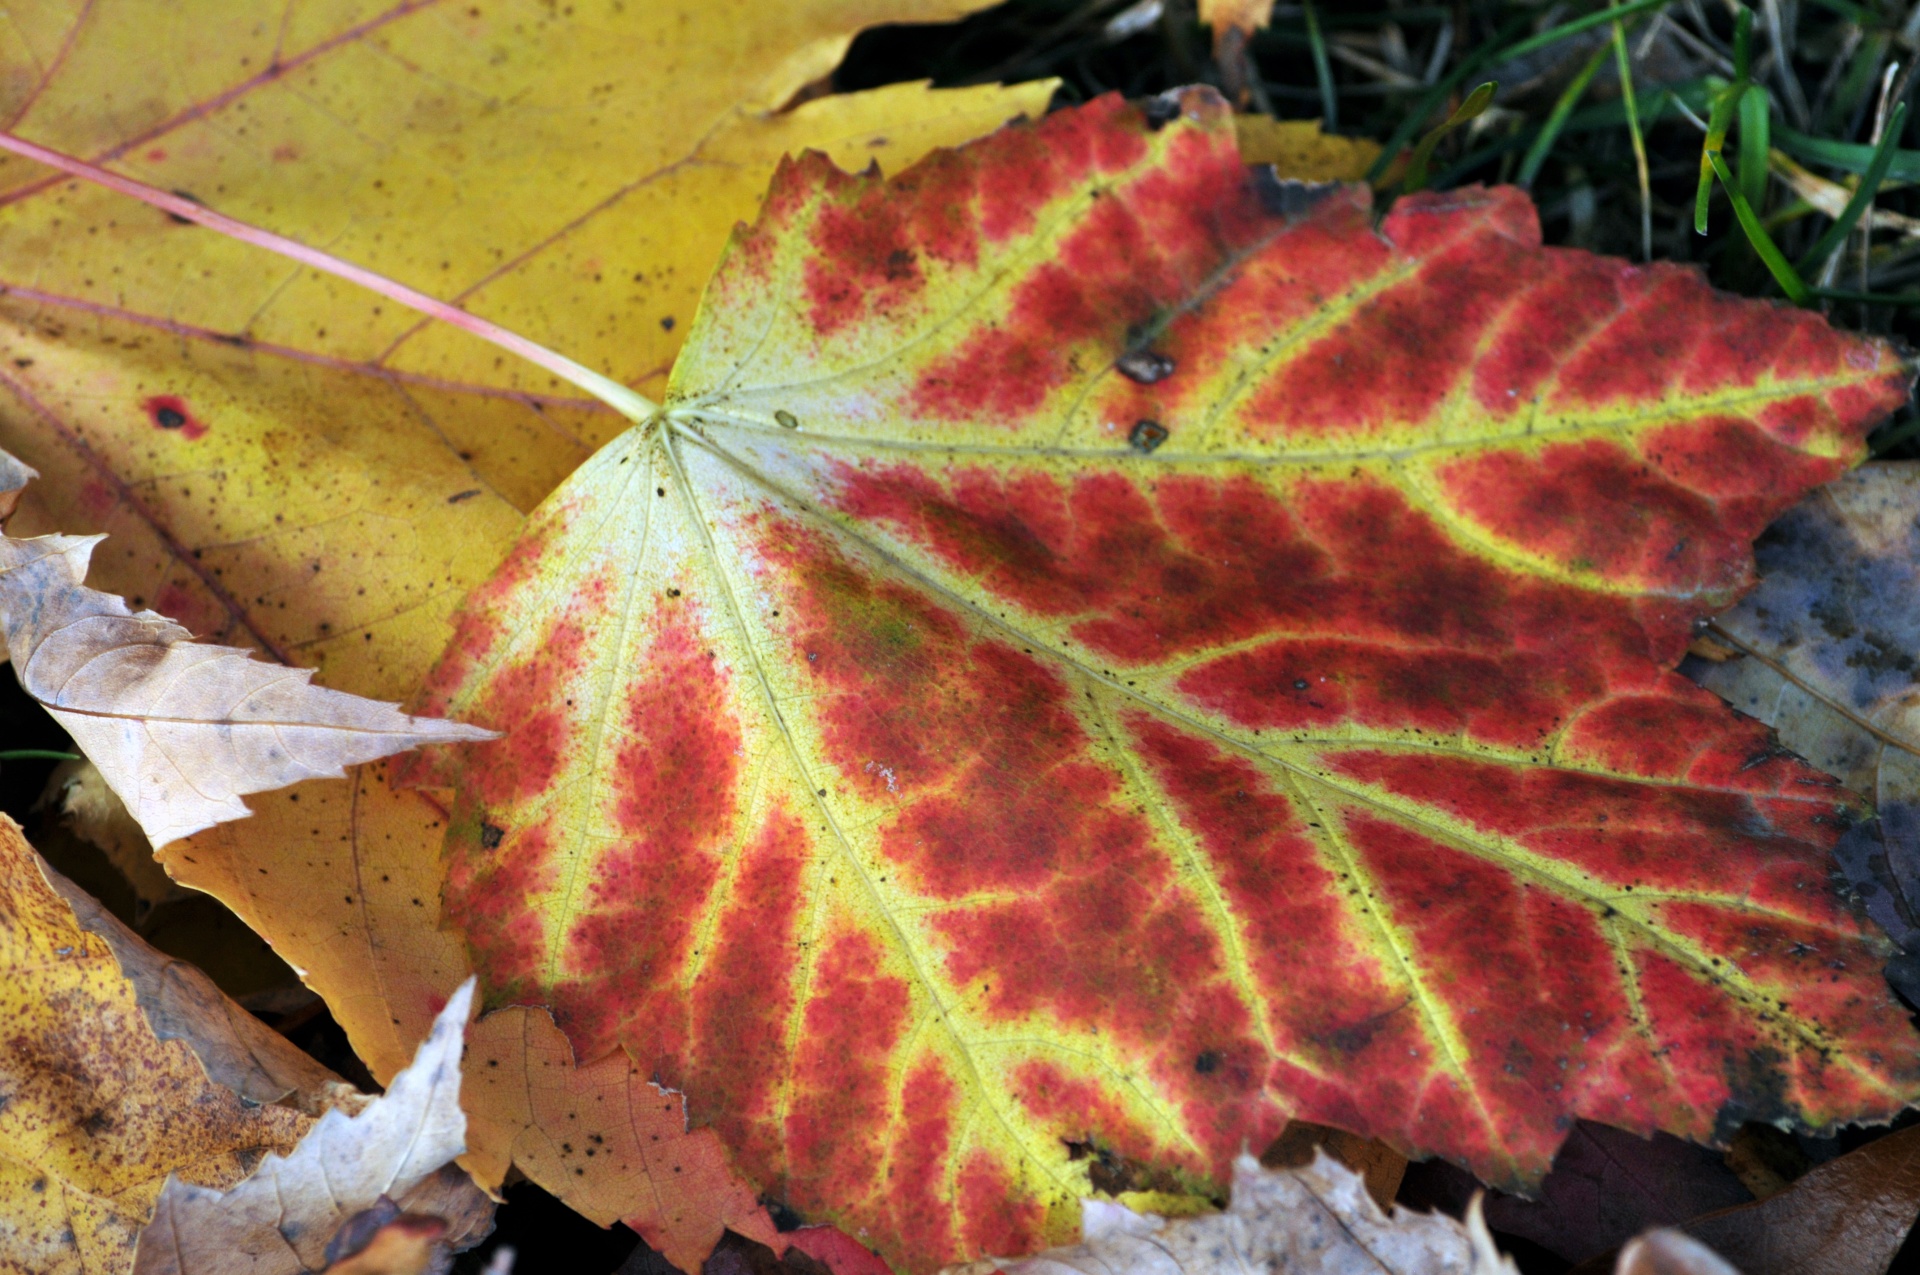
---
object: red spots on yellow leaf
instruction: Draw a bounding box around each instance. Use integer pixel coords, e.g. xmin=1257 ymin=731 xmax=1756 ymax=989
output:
xmin=550 ymin=613 xmax=743 ymax=1062
xmin=1436 ymin=441 xmax=1749 ymax=592
xmin=1557 ymin=690 xmax=1784 ymax=782
xmin=142 ymin=393 xmax=205 ymax=439
xmin=971 ymin=95 xmax=1147 ymax=244
xmin=784 ymin=929 xmax=910 ymax=1204
xmin=830 ymin=464 xmax=1325 ymax=664
xmin=151 ymin=580 xmax=221 ymax=639
xmin=877 ymin=1060 xmax=960 ymax=1260
xmin=76 ymin=477 xmax=115 ymax=521
xmin=1466 ymin=253 xmax=1621 ymax=416
xmin=1639 ymin=415 xmax=1845 ymax=524
xmin=463 ymin=613 xmax=587 ymax=810
xmin=1246 ymin=206 xmax=1526 ymax=437
xmin=1328 ymin=747 xmax=1843 ymax=904
xmin=769 ymin=524 xmax=1273 ymax=1160
xmin=416 ymin=89 xmax=1920 ymax=1269
xmin=445 ymin=820 xmax=558 ymax=1008
xmin=901 ymin=105 xmax=1267 ymax=423
xmin=681 ymin=807 xmax=811 ymax=1170
xmin=805 ymin=183 xmax=929 ymax=339
xmin=1180 ymin=637 xmax=1593 ymax=751
xmin=956 ymin=1152 xmax=1048 ymax=1258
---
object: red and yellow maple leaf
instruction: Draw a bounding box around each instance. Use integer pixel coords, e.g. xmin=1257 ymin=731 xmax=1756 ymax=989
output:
xmin=407 ymin=89 xmax=1920 ymax=1267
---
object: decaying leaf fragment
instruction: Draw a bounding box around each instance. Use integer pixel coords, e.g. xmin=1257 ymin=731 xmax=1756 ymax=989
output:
xmin=1686 ymin=464 xmax=1920 ymax=959
xmin=0 ymin=441 xmax=30 ymax=520
xmin=46 ymin=865 xmax=356 ymax=1117
xmin=946 ymin=1152 xmax=1515 ymax=1275
xmin=166 ymin=761 xmax=785 ymax=1275
xmin=0 ymin=529 xmax=493 ymax=848
xmin=131 ymin=980 xmax=483 ymax=1275
xmin=1197 ymin=0 xmax=1276 ymax=38
xmin=413 ymin=84 xmax=1918 ymax=1270
xmin=1231 ymin=117 xmax=1382 ymax=182
xmin=0 ymin=813 xmax=310 ymax=1275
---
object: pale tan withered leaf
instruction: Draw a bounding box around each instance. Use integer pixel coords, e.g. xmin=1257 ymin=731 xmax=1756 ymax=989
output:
xmin=0 ymin=532 xmax=493 ymax=848
xmin=132 ymin=981 xmax=478 ymax=1275
xmin=947 ymin=1152 xmax=1516 ymax=1275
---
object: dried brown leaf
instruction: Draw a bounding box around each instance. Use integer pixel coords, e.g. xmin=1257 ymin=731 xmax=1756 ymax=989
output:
xmin=1679 ymin=1125 xmax=1920 ymax=1275
xmin=131 ymin=981 xmax=482 ymax=1275
xmin=44 ymin=864 xmax=356 ymax=1117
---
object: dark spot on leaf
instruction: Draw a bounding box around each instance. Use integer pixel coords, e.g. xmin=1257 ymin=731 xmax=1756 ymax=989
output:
xmin=775 ymin=410 xmax=800 ymax=429
xmin=447 ymin=489 xmax=483 ymax=504
xmin=660 ymin=316 xmax=675 ymax=331
xmin=142 ymin=394 xmax=206 ymax=439
xmin=480 ymin=822 xmax=505 ymax=850
xmin=1194 ymin=1050 xmax=1221 ymax=1074
xmin=1128 ymin=419 xmax=1169 ymax=453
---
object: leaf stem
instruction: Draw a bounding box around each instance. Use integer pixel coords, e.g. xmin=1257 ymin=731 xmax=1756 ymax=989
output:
xmin=0 ymin=131 xmax=660 ymax=424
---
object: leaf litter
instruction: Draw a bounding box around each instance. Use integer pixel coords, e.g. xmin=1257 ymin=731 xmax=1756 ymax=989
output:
xmin=131 ymin=980 xmax=487 ymax=1275
xmin=944 ymin=1152 xmax=1516 ymax=1275
xmin=3 ymin=2 xmax=1920 ymax=1275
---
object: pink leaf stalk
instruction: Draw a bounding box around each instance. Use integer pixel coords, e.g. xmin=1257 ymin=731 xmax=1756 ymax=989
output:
xmin=0 ymin=131 xmax=659 ymax=423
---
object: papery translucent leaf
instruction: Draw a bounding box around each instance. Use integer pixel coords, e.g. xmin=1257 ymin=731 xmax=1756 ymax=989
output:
xmin=0 ymin=531 xmax=491 ymax=847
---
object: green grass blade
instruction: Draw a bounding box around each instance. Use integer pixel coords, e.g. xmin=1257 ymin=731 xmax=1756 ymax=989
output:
xmin=1302 ymin=0 xmax=1337 ymax=132
xmin=1709 ymin=151 xmax=1811 ymax=303
xmin=1404 ymin=81 xmax=1497 ymax=192
xmin=1797 ymin=100 xmax=1912 ymax=274
xmin=0 ymin=750 xmax=80 ymax=763
xmin=1695 ymin=8 xmax=1754 ymax=234
xmin=1738 ymin=84 xmax=1771 ymax=211
xmin=1498 ymin=0 xmax=1674 ymax=63
xmin=1519 ymin=42 xmax=1611 ymax=187
xmin=1367 ymin=0 xmax=1674 ymax=186
xmin=1813 ymin=288 xmax=1920 ymax=305
xmin=1775 ymin=127 xmax=1920 ymax=181
xmin=1366 ymin=12 xmax=1528 ymax=183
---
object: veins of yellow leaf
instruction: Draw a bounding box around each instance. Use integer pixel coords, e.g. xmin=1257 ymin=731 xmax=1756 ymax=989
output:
xmin=0 ymin=129 xmax=662 ymax=426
